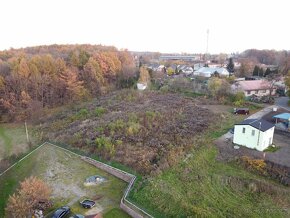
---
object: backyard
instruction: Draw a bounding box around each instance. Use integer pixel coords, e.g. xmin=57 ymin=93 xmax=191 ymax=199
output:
xmin=0 ymin=143 xmax=129 ymax=217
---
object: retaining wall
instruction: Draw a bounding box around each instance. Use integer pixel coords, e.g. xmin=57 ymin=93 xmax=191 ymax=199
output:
xmin=81 ymin=156 xmax=152 ymax=218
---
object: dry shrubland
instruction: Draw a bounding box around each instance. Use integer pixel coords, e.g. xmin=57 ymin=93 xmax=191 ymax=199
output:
xmin=39 ymin=90 xmax=216 ymax=174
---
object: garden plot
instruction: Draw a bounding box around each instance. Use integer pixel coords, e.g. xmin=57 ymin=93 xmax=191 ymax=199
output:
xmin=0 ymin=143 xmax=127 ymax=217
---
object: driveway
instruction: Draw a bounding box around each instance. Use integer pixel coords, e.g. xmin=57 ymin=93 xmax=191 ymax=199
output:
xmin=275 ymin=97 xmax=290 ymax=111
xmin=247 ymin=105 xmax=277 ymax=119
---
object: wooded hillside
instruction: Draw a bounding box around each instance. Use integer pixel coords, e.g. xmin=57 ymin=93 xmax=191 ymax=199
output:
xmin=0 ymin=45 xmax=137 ymax=121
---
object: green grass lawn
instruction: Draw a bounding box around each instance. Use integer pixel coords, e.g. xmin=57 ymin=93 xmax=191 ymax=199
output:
xmin=129 ymin=113 xmax=290 ymax=218
xmin=0 ymin=143 xmax=128 ymax=217
xmin=103 ymin=208 xmax=131 ymax=218
xmin=0 ymin=123 xmax=37 ymax=160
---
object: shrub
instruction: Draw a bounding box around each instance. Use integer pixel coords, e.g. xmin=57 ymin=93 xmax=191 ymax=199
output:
xmin=108 ymin=119 xmax=126 ymax=131
xmin=95 ymin=107 xmax=106 ymax=117
xmin=127 ymin=122 xmax=141 ymax=135
xmin=240 ymin=156 xmax=267 ymax=175
xmin=95 ymin=136 xmax=115 ymax=156
xmin=77 ymin=108 xmax=89 ymax=119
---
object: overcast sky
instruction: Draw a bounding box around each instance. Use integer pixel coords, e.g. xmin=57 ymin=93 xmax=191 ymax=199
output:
xmin=1 ymin=0 xmax=289 ymax=54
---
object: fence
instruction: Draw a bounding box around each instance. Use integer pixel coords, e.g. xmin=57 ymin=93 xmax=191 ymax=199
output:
xmin=0 ymin=142 xmax=153 ymax=218
xmin=81 ymin=156 xmax=153 ymax=218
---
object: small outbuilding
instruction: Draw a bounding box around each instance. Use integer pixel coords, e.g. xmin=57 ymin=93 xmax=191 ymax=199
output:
xmin=233 ymin=119 xmax=275 ymax=151
xmin=273 ymin=113 xmax=290 ymax=131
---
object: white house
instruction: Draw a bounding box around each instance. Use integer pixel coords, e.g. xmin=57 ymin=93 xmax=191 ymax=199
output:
xmin=233 ymin=119 xmax=275 ymax=151
xmin=231 ymin=80 xmax=276 ymax=97
xmin=194 ymin=67 xmax=229 ymax=77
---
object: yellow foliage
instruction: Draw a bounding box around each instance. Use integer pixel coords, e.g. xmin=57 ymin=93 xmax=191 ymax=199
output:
xmin=240 ymin=156 xmax=266 ymax=174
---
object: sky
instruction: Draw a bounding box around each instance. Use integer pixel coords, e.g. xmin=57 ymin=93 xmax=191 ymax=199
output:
xmin=0 ymin=0 xmax=289 ymax=54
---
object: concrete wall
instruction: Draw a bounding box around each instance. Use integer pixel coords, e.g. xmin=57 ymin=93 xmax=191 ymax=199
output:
xmin=233 ymin=125 xmax=274 ymax=151
xmin=81 ymin=157 xmax=132 ymax=183
xmin=81 ymin=157 xmax=152 ymax=218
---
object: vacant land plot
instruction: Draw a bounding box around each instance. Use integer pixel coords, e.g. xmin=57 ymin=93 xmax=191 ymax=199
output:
xmin=0 ymin=143 xmax=128 ymax=217
xmin=38 ymin=90 xmax=217 ymax=174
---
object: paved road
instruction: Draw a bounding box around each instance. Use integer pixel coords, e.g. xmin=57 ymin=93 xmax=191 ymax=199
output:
xmin=275 ymin=96 xmax=290 ymax=111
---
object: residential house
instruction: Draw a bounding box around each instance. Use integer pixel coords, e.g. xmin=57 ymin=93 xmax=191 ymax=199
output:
xmin=194 ymin=67 xmax=229 ymax=77
xmin=233 ymin=119 xmax=275 ymax=151
xmin=231 ymin=80 xmax=276 ymax=97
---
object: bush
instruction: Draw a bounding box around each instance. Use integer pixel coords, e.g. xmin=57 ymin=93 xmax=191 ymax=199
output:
xmin=95 ymin=136 xmax=115 ymax=156
xmin=108 ymin=119 xmax=126 ymax=131
xmin=240 ymin=156 xmax=266 ymax=175
xmin=95 ymin=107 xmax=106 ymax=117
xmin=77 ymin=108 xmax=89 ymax=119
xmin=127 ymin=122 xmax=141 ymax=135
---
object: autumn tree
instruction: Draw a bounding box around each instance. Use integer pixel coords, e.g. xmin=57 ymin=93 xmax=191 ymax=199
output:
xmin=83 ymin=57 xmax=104 ymax=95
xmin=239 ymin=62 xmax=252 ymax=77
xmin=60 ymin=68 xmax=88 ymax=101
xmin=5 ymin=177 xmax=51 ymax=217
xmin=0 ymin=44 xmax=136 ymax=121
xmin=138 ymin=66 xmax=151 ymax=84
xmin=208 ymin=78 xmax=231 ymax=100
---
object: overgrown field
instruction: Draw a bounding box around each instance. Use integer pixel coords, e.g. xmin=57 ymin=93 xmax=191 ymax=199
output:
xmin=129 ymin=115 xmax=290 ymax=217
xmin=38 ymin=90 xmax=216 ymax=174
xmin=0 ymin=143 xmax=128 ymax=217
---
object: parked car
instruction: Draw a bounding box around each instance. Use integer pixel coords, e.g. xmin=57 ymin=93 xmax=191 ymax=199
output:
xmin=233 ymin=108 xmax=249 ymax=115
xmin=52 ymin=206 xmax=70 ymax=218
xmin=80 ymin=199 xmax=95 ymax=209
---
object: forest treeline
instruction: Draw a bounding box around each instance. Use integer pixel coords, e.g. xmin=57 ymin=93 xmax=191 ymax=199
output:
xmin=0 ymin=45 xmax=137 ymax=121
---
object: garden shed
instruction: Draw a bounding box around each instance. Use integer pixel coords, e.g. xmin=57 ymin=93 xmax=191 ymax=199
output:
xmin=233 ymin=119 xmax=275 ymax=151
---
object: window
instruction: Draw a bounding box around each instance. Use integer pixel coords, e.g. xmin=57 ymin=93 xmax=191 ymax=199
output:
xmin=247 ymin=91 xmax=251 ymax=95
xmin=262 ymin=89 xmax=266 ymax=93
xmin=242 ymin=127 xmax=246 ymax=133
xmin=255 ymin=90 xmax=258 ymax=94
xmin=252 ymin=130 xmax=255 ymax=136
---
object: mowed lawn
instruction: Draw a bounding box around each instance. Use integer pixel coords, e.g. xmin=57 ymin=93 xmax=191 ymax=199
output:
xmin=0 ymin=124 xmax=35 ymax=160
xmin=0 ymin=143 xmax=129 ymax=217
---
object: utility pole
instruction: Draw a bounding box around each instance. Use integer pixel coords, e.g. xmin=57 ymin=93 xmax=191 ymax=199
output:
xmin=25 ymin=120 xmax=29 ymax=144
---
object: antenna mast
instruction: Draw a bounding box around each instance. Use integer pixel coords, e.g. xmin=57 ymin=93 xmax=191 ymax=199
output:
xmin=206 ymin=29 xmax=209 ymax=55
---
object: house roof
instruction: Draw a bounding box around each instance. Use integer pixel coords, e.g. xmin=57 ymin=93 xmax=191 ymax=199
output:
xmin=235 ymin=80 xmax=272 ymax=91
xmin=273 ymin=113 xmax=290 ymax=121
xmin=196 ymin=67 xmax=229 ymax=76
xmin=236 ymin=119 xmax=275 ymax=132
